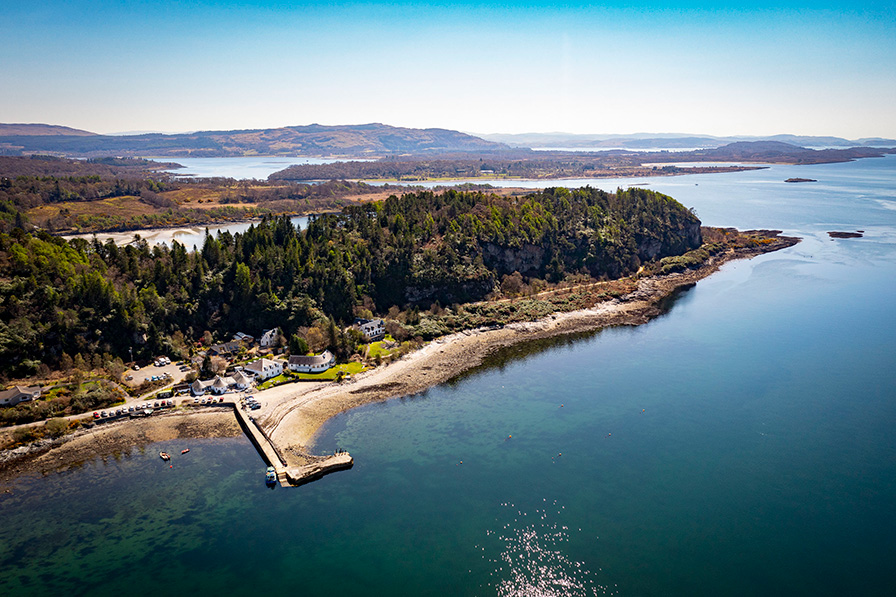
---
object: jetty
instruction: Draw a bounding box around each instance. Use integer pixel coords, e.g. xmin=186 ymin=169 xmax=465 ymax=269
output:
xmin=224 ymin=397 xmax=353 ymax=487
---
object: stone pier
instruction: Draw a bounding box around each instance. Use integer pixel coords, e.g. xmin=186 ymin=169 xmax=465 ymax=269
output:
xmin=226 ymin=398 xmax=352 ymax=487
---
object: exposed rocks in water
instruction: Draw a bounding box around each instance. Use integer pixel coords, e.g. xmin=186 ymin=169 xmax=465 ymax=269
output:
xmin=827 ymin=231 xmax=864 ymax=239
xmin=785 ymin=178 xmax=817 ymax=183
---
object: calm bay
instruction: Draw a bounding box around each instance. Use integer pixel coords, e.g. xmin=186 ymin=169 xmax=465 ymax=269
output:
xmin=2 ymin=155 xmax=895 ymax=596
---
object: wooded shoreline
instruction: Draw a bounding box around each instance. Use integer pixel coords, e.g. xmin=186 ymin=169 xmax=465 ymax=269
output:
xmin=0 ymin=230 xmax=799 ymax=483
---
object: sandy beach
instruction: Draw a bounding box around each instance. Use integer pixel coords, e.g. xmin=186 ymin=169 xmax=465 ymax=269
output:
xmin=260 ymin=234 xmax=799 ymax=466
xmin=0 ymin=232 xmax=799 ymax=479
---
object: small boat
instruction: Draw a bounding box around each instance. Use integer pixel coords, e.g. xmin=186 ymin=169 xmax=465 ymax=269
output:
xmin=181 ymin=449 xmax=190 ymax=454
xmin=265 ymin=466 xmax=277 ymax=486
xmin=159 ymin=452 xmax=171 ymax=461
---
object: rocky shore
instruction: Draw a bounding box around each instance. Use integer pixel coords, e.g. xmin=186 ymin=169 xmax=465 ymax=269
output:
xmin=0 ymin=409 xmax=241 ymax=484
xmin=262 ymin=231 xmax=800 ymax=467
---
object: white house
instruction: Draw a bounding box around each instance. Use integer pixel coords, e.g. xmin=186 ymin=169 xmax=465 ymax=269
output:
xmin=0 ymin=385 xmax=41 ymax=407
xmin=191 ymin=378 xmax=215 ymax=395
xmin=210 ymin=376 xmax=230 ymax=395
xmin=288 ymin=350 xmax=336 ymax=374
xmin=243 ymin=358 xmax=283 ymax=381
xmin=231 ymin=370 xmax=253 ymax=389
xmin=191 ymin=373 xmax=249 ymax=396
xmin=357 ymin=319 xmax=386 ymax=341
xmin=259 ymin=328 xmax=279 ymax=348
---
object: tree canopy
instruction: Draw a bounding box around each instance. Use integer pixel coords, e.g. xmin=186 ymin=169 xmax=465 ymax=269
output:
xmin=0 ymin=187 xmax=700 ymax=379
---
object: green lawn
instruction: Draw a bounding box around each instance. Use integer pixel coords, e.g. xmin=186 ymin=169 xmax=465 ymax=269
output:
xmin=294 ymin=361 xmax=366 ymax=381
xmin=257 ymin=362 xmax=368 ymax=389
xmin=366 ymin=335 xmax=404 ymax=359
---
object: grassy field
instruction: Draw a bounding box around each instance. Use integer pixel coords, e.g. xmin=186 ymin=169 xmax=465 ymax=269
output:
xmin=364 ymin=336 xmax=398 ymax=359
xmin=257 ymin=362 xmax=367 ymax=390
xmin=28 ymin=195 xmax=157 ymax=223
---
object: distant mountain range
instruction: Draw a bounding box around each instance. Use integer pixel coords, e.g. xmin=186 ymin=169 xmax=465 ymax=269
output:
xmin=0 ymin=123 xmax=508 ymax=158
xmin=0 ymin=123 xmax=97 ymax=137
xmin=476 ymin=131 xmax=896 ymax=150
xmin=1 ymin=122 xmax=893 ymax=159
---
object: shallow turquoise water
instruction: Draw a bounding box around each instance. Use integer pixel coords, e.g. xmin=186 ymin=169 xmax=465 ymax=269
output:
xmin=1 ymin=156 xmax=894 ymax=596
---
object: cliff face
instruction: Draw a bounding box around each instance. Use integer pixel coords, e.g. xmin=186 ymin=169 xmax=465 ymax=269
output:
xmin=407 ymin=264 xmax=497 ymax=304
xmin=635 ymin=218 xmax=702 ymax=262
xmin=339 ymin=187 xmax=703 ymax=308
xmin=478 ymin=198 xmax=702 ymax=282
xmin=481 ymin=243 xmax=545 ymax=275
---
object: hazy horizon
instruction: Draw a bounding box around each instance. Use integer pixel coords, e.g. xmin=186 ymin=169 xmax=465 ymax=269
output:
xmin=2 ymin=1 xmax=894 ymax=138
xmin=5 ymin=122 xmax=894 ymax=143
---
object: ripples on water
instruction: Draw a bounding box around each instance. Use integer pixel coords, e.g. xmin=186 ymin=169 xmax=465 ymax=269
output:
xmin=477 ymin=501 xmax=617 ymax=597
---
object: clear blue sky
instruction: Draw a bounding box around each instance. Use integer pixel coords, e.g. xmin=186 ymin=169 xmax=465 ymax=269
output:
xmin=2 ymin=1 xmax=894 ymax=138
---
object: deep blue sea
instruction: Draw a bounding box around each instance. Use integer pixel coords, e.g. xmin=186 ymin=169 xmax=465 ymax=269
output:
xmin=2 ymin=156 xmax=895 ymax=596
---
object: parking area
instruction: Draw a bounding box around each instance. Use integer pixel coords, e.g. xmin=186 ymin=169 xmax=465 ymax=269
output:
xmin=124 ymin=358 xmax=194 ymax=388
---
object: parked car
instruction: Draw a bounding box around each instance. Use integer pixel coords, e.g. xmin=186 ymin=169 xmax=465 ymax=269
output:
xmin=93 ymin=412 xmax=100 ymax=419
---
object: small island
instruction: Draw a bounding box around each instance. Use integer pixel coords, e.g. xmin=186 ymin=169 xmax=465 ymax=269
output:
xmin=828 ymin=230 xmax=863 ymax=238
xmin=785 ymin=177 xmax=817 ymax=183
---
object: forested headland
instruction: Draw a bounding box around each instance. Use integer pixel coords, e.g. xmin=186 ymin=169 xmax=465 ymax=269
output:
xmin=0 ymin=187 xmax=702 ymax=381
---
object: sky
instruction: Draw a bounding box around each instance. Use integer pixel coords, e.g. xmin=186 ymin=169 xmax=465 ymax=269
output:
xmin=2 ymin=1 xmax=895 ymax=138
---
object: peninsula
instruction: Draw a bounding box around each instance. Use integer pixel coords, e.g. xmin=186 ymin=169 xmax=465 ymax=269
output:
xmin=0 ymin=175 xmax=799 ymax=483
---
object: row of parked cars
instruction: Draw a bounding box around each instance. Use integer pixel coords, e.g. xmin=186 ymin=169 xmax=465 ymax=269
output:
xmin=93 ymin=399 xmax=176 ymax=419
xmin=145 ymin=372 xmax=172 ymax=383
xmin=154 ymin=357 xmax=172 ymax=367
xmin=246 ymin=395 xmax=261 ymax=410
xmin=193 ymin=396 xmax=226 ymax=405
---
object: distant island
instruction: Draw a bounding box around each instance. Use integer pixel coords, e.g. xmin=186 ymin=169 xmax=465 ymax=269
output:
xmin=785 ymin=178 xmax=817 ymax=183
xmin=477 ymin=131 xmax=896 ymax=150
xmin=270 ymin=141 xmax=894 ymax=182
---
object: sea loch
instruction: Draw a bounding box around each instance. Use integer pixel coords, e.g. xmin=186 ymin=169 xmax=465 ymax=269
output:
xmin=1 ymin=155 xmax=894 ymax=596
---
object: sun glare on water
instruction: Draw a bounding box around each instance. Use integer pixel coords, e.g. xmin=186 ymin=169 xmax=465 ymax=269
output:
xmin=475 ymin=501 xmax=617 ymax=597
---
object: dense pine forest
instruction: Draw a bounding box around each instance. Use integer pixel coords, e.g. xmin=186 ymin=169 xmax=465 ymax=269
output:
xmin=0 ymin=187 xmax=700 ymax=380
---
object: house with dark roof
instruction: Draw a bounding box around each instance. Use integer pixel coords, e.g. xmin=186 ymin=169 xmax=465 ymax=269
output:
xmin=208 ymin=341 xmax=242 ymax=358
xmin=232 ymin=332 xmax=255 ymax=344
xmin=356 ymin=318 xmax=386 ymax=341
xmin=288 ymin=350 xmax=336 ymax=374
